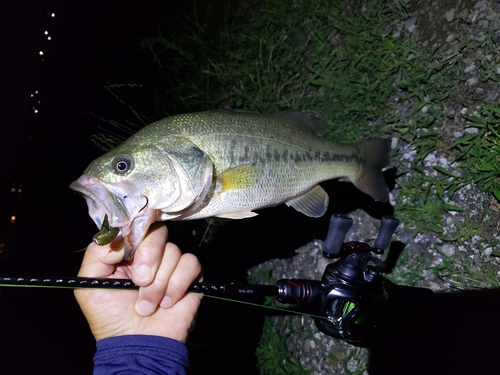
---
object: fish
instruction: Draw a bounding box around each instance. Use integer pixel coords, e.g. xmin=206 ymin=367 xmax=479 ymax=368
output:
xmin=70 ymin=110 xmax=390 ymax=259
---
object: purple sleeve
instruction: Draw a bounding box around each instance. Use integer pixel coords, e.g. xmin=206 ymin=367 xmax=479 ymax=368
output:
xmin=93 ymin=335 xmax=189 ymax=375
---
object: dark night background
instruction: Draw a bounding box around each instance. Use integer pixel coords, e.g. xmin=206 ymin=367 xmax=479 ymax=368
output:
xmin=0 ymin=1 xmax=337 ymax=373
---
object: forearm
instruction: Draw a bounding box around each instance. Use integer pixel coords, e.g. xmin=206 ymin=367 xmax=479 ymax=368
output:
xmin=94 ymin=335 xmax=189 ymax=375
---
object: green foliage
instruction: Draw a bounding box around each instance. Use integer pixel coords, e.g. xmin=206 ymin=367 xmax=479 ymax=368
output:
xmin=303 ymin=1 xmax=416 ymax=142
xmin=456 ymin=107 xmax=500 ymax=201
xmin=217 ymin=0 xmax=318 ymax=113
xmin=256 ymin=317 xmax=312 ymax=375
xmin=327 ymin=347 xmax=369 ymax=375
xmin=139 ymin=0 xmax=245 ymax=113
xmin=384 ymin=250 xmax=430 ymax=287
xmin=434 ymin=242 xmax=500 ymax=290
xmin=142 ymin=0 xmax=426 ymax=142
xmin=394 ymin=164 xmax=464 ymax=235
xmin=247 ymin=266 xmax=314 ymax=374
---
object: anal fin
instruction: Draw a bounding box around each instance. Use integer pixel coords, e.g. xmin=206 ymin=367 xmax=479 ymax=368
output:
xmin=215 ymin=210 xmax=258 ymax=219
xmin=285 ymin=185 xmax=329 ymax=217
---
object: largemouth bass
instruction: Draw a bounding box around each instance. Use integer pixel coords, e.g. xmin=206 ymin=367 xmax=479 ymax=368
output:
xmin=70 ymin=110 xmax=390 ymax=259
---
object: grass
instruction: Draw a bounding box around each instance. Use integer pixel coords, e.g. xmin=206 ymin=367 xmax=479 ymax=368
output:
xmin=384 ymin=249 xmax=432 ymax=287
xmin=433 ymin=239 xmax=500 ymax=290
xmin=328 ymin=347 xmax=369 ymax=375
xmin=95 ymin=0 xmax=500 ymax=372
xmin=256 ymin=317 xmax=313 ymax=375
xmin=455 ymin=107 xmax=500 ymax=201
xmin=248 ymin=265 xmax=313 ymax=374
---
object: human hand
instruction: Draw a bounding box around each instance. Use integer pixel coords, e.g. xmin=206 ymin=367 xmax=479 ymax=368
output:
xmin=74 ymin=222 xmax=203 ymax=343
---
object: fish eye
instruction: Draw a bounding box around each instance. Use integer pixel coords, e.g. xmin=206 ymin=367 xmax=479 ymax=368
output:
xmin=112 ymin=155 xmax=133 ymax=174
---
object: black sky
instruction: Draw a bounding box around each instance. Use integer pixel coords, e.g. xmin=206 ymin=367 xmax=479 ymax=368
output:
xmin=0 ymin=0 xmax=188 ymax=263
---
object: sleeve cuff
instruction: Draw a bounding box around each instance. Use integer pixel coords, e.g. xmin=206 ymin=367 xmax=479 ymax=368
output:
xmin=94 ymin=335 xmax=188 ymax=375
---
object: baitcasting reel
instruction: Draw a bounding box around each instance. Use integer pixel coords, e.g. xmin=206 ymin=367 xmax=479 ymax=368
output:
xmin=275 ymin=214 xmax=399 ymax=344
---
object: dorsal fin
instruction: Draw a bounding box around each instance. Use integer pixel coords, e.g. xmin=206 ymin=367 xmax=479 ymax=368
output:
xmin=270 ymin=110 xmax=327 ymax=135
xmin=215 ymin=108 xmax=327 ymax=136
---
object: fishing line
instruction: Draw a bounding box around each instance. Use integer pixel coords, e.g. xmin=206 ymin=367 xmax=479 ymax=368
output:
xmin=197 ymin=293 xmax=331 ymax=321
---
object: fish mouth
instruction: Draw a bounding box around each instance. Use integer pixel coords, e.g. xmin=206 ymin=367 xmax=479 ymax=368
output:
xmin=70 ymin=175 xmax=150 ymax=257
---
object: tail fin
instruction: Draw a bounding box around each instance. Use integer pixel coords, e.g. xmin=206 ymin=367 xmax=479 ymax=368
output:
xmin=352 ymin=138 xmax=391 ymax=202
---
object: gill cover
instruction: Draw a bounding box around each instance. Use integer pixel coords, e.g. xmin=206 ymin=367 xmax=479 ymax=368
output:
xmin=156 ymin=141 xmax=213 ymax=219
xmin=122 ymin=142 xmax=212 ymax=258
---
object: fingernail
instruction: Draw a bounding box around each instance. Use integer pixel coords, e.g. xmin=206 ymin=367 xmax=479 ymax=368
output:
xmin=160 ymin=296 xmax=172 ymax=308
xmin=136 ymin=300 xmax=155 ymax=316
xmin=134 ymin=264 xmax=152 ymax=282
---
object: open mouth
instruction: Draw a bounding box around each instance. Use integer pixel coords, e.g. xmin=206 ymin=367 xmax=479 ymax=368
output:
xmin=70 ymin=176 xmax=132 ymax=231
xmin=70 ymin=175 xmax=155 ymax=259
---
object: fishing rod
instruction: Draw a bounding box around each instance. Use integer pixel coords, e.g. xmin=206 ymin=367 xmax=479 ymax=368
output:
xmin=0 ymin=214 xmax=399 ymax=345
xmin=0 ymin=275 xmax=280 ymax=297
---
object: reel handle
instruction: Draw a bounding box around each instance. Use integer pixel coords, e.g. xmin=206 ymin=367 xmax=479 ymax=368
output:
xmin=323 ymin=214 xmax=353 ymax=258
xmin=373 ymin=215 xmax=399 ymax=253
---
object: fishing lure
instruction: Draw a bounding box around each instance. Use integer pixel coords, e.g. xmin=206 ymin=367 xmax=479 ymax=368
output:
xmin=93 ymin=215 xmax=119 ymax=246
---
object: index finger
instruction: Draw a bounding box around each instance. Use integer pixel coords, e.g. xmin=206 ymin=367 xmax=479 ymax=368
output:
xmin=131 ymin=222 xmax=169 ymax=286
xmin=77 ymin=236 xmax=124 ymax=279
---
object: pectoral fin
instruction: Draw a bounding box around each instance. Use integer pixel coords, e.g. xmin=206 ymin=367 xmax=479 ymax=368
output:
xmin=285 ymin=185 xmax=329 ymax=217
xmin=217 ymin=164 xmax=258 ymax=192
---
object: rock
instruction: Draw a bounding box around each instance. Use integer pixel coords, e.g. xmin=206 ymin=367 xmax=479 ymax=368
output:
xmin=464 ymin=61 xmax=476 ymax=74
xmin=466 ymin=77 xmax=479 ymax=86
xmin=468 ymin=10 xmax=480 ymax=23
xmin=405 ymin=17 xmax=416 ymax=32
xmin=478 ymin=20 xmax=489 ymax=29
xmin=464 ymin=127 xmax=479 ymax=135
xmin=441 ymin=243 xmax=456 ymax=257
xmin=316 ymin=256 xmax=330 ymax=274
xmin=445 ymin=8 xmax=455 ymax=22
xmin=446 ymin=33 xmax=457 ymax=43
xmin=474 ymin=1 xmax=487 ymax=11
xmin=474 ymin=31 xmax=487 ymax=41
xmin=458 ymin=8 xmax=469 ymax=20
xmin=485 ymin=91 xmax=499 ymax=103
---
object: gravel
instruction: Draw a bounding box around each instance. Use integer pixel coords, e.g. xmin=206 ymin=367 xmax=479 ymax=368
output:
xmin=249 ymin=1 xmax=500 ymax=373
